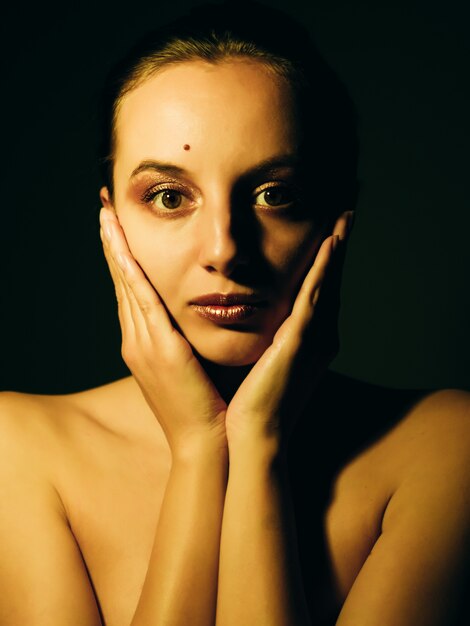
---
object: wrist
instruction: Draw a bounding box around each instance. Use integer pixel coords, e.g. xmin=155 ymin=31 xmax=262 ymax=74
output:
xmin=228 ymin=430 xmax=287 ymax=468
xmin=171 ymin=434 xmax=229 ymax=466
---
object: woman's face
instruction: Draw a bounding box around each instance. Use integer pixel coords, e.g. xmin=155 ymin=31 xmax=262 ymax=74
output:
xmin=101 ymin=59 xmax=327 ymax=366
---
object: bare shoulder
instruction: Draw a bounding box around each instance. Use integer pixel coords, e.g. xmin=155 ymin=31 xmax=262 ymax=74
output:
xmin=324 ymin=377 xmax=470 ymax=626
xmin=0 ymin=379 xmax=166 ymax=625
xmin=0 ymin=389 xmax=67 ymax=469
xmin=0 ymin=375 xmax=159 ymax=442
xmin=399 ymin=385 xmax=470 ymax=447
xmin=380 ymin=384 xmax=470 ymax=538
xmin=0 ymin=388 xmax=89 ymax=540
xmin=330 ymin=378 xmax=470 ymax=541
xmin=378 ymin=385 xmax=470 ymax=483
xmin=0 ymin=390 xmax=103 ymax=625
xmin=378 ymin=385 xmax=470 ymax=535
xmin=318 ymin=370 xmax=470 ymax=475
xmin=0 ymin=386 xmax=104 ymax=471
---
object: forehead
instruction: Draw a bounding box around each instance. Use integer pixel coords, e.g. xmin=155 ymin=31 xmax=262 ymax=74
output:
xmin=114 ymin=59 xmax=299 ymax=174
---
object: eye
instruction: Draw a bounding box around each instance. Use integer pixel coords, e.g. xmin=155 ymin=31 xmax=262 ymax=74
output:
xmin=254 ymin=184 xmax=297 ymax=209
xmin=154 ymin=189 xmax=183 ymax=209
xmin=141 ymin=185 xmax=187 ymax=211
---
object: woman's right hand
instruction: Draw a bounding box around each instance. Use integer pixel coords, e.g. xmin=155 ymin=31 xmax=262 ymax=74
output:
xmin=99 ymin=207 xmax=228 ymax=457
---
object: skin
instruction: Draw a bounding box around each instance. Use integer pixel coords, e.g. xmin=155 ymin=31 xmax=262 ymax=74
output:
xmin=101 ymin=59 xmax=337 ymax=371
xmin=0 ymin=56 xmax=469 ymax=626
xmin=97 ymin=57 xmax=353 ymax=624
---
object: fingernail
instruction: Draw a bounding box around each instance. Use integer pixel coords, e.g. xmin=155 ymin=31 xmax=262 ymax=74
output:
xmin=117 ymin=252 xmax=131 ymax=271
xmin=346 ymin=211 xmax=355 ymax=234
xmin=100 ymin=206 xmax=118 ymax=225
xmin=102 ymin=220 xmax=112 ymax=241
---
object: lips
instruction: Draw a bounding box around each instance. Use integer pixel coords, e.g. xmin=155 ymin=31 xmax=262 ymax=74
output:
xmin=189 ymin=293 xmax=267 ymax=306
xmin=189 ymin=293 xmax=268 ymax=324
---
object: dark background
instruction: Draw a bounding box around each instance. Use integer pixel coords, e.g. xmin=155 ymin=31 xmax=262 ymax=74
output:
xmin=1 ymin=0 xmax=469 ymax=394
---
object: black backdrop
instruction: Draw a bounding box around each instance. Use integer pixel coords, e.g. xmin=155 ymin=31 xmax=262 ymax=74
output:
xmin=1 ymin=0 xmax=469 ymax=394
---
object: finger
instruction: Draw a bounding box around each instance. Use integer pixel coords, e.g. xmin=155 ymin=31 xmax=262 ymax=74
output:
xmin=285 ymin=210 xmax=353 ymax=362
xmin=327 ymin=209 xmax=353 ymax=287
xmin=100 ymin=224 xmax=126 ymax=301
xmin=99 ymin=224 xmax=135 ymax=338
xmin=267 ymin=234 xmax=335 ymax=361
xmin=291 ymin=233 xmax=337 ymax=321
xmin=100 ymin=214 xmax=149 ymax=341
xmin=100 ymin=209 xmax=175 ymax=341
xmin=318 ymin=210 xmax=354 ymax=308
xmin=333 ymin=210 xmax=355 ymax=242
xmin=302 ymin=211 xmax=354 ymax=354
xmin=294 ymin=209 xmax=353 ymax=315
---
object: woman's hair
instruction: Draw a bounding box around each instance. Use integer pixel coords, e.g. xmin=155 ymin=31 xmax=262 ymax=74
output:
xmin=97 ymin=0 xmax=359 ymax=226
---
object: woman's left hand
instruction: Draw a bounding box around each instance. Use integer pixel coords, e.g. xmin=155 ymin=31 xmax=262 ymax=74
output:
xmin=225 ymin=210 xmax=354 ymax=450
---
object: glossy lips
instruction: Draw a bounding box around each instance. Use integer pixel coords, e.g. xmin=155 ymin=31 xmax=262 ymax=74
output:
xmin=189 ymin=293 xmax=268 ymax=324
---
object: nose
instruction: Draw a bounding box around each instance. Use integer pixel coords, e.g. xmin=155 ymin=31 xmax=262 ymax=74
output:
xmin=197 ymin=198 xmax=249 ymax=276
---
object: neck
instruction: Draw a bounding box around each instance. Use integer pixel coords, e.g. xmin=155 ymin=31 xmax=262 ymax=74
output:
xmin=197 ymin=357 xmax=255 ymax=404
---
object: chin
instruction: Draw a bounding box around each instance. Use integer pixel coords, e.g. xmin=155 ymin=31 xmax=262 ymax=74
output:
xmin=185 ymin=327 xmax=274 ymax=367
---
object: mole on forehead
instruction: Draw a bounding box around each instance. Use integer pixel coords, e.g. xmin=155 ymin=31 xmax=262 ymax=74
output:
xmin=183 ymin=144 xmax=191 ymax=151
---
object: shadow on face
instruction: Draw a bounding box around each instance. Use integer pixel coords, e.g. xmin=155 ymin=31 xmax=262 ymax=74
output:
xmin=100 ymin=59 xmax=329 ymax=366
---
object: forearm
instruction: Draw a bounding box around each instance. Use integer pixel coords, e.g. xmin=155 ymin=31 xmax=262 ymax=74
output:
xmin=216 ymin=437 xmax=311 ymax=626
xmin=130 ymin=441 xmax=228 ymax=626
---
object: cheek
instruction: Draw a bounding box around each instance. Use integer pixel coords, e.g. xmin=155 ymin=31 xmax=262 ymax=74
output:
xmin=264 ymin=220 xmax=323 ymax=292
xmin=117 ymin=214 xmax=191 ymax=302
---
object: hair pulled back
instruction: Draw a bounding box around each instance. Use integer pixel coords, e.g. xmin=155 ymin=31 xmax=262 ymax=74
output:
xmin=97 ymin=0 xmax=359 ymax=226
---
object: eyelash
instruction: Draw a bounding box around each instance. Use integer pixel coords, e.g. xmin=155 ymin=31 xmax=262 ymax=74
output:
xmin=140 ymin=182 xmax=190 ymax=213
xmin=140 ymin=181 xmax=300 ymax=214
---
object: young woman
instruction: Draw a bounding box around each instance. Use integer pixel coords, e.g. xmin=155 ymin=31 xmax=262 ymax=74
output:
xmin=1 ymin=2 xmax=469 ymax=625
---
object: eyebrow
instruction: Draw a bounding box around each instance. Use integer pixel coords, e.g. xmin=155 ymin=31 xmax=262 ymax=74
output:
xmin=129 ymin=153 xmax=299 ymax=181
